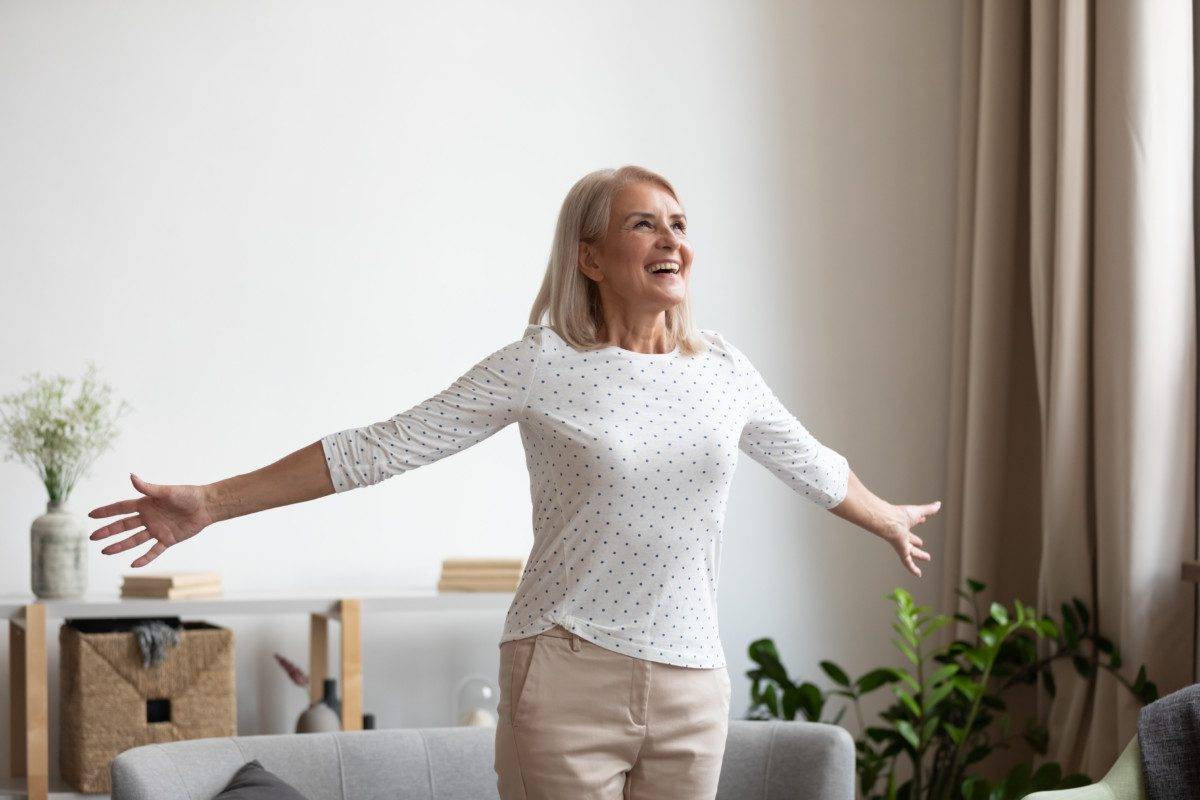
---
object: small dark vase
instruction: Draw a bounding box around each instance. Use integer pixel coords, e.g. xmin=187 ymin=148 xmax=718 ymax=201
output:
xmin=322 ymin=677 xmax=341 ymax=717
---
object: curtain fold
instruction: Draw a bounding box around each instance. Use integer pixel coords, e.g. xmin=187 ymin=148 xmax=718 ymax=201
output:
xmin=943 ymin=0 xmax=1195 ymax=778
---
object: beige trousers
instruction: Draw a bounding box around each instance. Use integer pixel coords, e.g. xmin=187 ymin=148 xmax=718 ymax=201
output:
xmin=494 ymin=624 xmax=731 ymax=800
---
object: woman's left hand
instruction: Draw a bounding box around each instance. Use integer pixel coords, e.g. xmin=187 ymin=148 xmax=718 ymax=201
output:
xmin=881 ymin=501 xmax=939 ymax=578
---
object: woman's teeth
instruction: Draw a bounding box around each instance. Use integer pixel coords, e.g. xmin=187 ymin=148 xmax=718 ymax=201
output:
xmin=645 ymin=264 xmax=679 ymax=275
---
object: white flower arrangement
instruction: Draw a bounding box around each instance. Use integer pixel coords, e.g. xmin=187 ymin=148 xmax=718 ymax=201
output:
xmin=0 ymin=360 xmax=133 ymax=504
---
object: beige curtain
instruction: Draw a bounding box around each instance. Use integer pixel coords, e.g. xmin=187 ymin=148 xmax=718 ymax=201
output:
xmin=942 ymin=0 xmax=1195 ymax=780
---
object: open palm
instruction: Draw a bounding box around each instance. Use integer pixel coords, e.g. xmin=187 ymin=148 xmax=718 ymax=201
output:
xmin=88 ymin=474 xmax=214 ymax=568
xmin=882 ymin=500 xmax=939 ymax=578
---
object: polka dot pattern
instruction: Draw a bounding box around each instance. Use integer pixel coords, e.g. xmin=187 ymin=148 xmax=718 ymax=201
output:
xmin=320 ymin=324 xmax=850 ymax=669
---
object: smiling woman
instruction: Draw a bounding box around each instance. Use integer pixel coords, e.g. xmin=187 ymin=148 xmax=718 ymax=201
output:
xmin=86 ymin=164 xmax=938 ymax=800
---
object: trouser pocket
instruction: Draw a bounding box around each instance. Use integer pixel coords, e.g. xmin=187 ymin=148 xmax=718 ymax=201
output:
xmin=500 ymin=635 xmax=540 ymax=727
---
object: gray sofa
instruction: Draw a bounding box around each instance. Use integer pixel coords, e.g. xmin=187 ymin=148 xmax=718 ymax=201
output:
xmin=109 ymin=719 xmax=856 ymax=799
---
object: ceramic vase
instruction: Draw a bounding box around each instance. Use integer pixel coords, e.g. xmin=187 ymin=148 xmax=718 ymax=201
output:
xmin=31 ymin=499 xmax=87 ymax=599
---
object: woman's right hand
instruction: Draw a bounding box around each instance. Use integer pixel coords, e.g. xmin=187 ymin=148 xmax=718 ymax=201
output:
xmin=88 ymin=473 xmax=216 ymax=568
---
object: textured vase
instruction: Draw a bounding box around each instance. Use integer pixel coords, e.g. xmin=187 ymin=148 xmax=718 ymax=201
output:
xmin=31 ymin=499 xmax=88 ymax=599
xmin=295 ymin=700 xmax=341 ymax=733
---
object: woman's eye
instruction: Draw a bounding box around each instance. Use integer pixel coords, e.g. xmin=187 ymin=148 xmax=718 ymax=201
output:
xmin=673 ymin=222 xmax=687 ymax=233
xmin=636 ymin=220 xmax=653 ymax=228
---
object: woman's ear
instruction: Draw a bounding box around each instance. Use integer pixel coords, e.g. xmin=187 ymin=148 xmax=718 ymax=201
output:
xmin=578 ymin=241 xmax=601 ymax=282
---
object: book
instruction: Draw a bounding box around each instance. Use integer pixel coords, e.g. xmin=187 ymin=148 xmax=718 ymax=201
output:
xmin=121 ymin=570 xmax=221 ymax=589
xmin=439 ymin=567 xmax=523 ymax=579
xmin=437 ymin=577 xmax=519 ymax=592
xmin=121 ymin=583 xmax=223 ymax=599
xmin=440 ymin=558 xmax=524 ymax=570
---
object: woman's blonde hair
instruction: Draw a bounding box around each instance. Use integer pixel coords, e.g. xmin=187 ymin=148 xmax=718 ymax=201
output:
xmin=527 ymin=165 xmax=705 ymax=356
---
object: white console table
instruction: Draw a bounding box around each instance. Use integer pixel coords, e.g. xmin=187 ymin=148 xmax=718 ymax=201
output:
xmin=1 ymin=590 xmax=514 ymax=800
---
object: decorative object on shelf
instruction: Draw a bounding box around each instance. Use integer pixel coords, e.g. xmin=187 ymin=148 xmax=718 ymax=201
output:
xmin=452 ymin=674 xmax=499 ymax=727
xmin=321 ymin=677 xmax=342 ymax=718
xmin=276 ymin=650 xmax=344 ymax=733
xmin=121 ymin=569 xmax=223 ymax=599
xmin=437 ymin=556 xmax=525 ymax=592
xmin=362 ymin=712 xmax=376 ymax=729
xmin=0 ymin=360 xmax=133 ymax=599
xmin=296 ymin=678 xmax=342 ymax=733
xmin=59 ymin=616 xmax=236 ymax=793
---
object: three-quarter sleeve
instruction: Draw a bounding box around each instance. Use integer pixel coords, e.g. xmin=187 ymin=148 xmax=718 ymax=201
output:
xmin=320 ymin=325 xmax=542 ymax=492
xmin=728 ymin=338 xmax=850 ymax=509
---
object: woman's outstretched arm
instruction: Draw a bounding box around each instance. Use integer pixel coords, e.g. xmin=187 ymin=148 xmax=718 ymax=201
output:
xmin=827 ymin=468 xmax=938 ymax=578
xmin=204 ymin=439 xmax=335 ymax=522
xmin=90 ymin=325 xmax=543 ymax=568
xmin=88 ymin=440 xmax=335 ymax=568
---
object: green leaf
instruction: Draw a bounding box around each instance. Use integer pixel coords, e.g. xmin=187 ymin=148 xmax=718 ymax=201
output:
xmin=989 ymin=602 xmax=1009 ymax=625
xmin=893 ymin=668 xmax=921 ymax=691
xmin=925 ymin=681 xmax=955 ymax=712
xmin=1060 ymin=773 xmax=1093 ymax=788
xmin=893 ymin=637 xmax=920 ymax=665
xmin=930 ymin=662 xmax=960 ymax=685
xmin=819 ymin=660 xmax=851 ymax=687
xmin=1071 ymin=597 xmax=1090 ymax=631
xmin=1037 ymin=618 xmax=1060 ymax=638
xmin=857 ymin=668 xmax=898 ymax=693
xmin=952 ymin=675 xmax=982 ymax=701
xmin=1030 ymin=762 xmax=1062 ymax=790
xmin=797 ymin=681 xmax=824 ymax=720
xmin=964 ymin=647 xmax=988 ymax=670
xmin=1072 ymin=655 xmax=1095 ymax=678
xmin=1109 ymin=644 xmax=1122 ymax=669
xmin=945 ymin=721 xmax=965 ymax=745
xmin=892 ymin=686 xmax=921 ymax=718
xmin=896 ymin=719 xmax=919 ymax=749
xmin=966 ymin=578 xmax=987 ymax=593
xmin=1004 ymin=762 xmax=1032 ymax=797
xmin=1041 ymin=666 xmax=1056 ymax=698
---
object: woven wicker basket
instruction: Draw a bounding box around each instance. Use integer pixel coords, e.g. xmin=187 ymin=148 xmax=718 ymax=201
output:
xmin=58 ymin=618 xmax=237 ymax=793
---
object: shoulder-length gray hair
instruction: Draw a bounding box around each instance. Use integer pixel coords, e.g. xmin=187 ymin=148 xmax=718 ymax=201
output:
xmin=527 ymin=165 xmax=706 ymax=356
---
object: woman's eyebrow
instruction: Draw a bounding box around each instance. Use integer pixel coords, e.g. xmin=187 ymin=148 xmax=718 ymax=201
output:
xmin=624 ymin=211 xmax=687 ymax=221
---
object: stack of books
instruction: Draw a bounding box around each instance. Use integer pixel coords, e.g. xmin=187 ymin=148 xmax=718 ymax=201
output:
xmin=120 ymin=571 xmax=223 ymax=600
xmin=436 ymin=558 xmax=524 ymax=593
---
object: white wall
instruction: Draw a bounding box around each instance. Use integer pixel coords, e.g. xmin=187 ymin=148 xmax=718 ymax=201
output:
xmin=0 ymin=0 xmax=960 ymax=780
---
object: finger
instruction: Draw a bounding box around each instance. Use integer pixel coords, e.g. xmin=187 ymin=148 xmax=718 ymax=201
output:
xmin=131 ymin=541 xmax=167 ymax=569
xmin=905 ymin=553 xmax=922 ymax=578
xmin=913 ymin=549 xmax=933 ymax=562
xmin=101 ymin=530 xmax=151 ymax=555
xmin=89 ymin=499 xmax=140 ymax=519
xmin=90 ymin=514 xmax=144 ymax=541
xmin=130 ymin=473 xmax=161 ymax=497
xmin=909 ymin=534 xmax=924 ymax=547
xmin=926 ymin=500 xmax=942 ymax=514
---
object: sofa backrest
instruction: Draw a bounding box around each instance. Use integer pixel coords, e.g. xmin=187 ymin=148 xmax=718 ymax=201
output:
xmin=110 ymin=719 xmax=855 ymax=800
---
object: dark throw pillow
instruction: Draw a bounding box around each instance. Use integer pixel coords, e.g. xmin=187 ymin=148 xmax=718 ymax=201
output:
xmin=213 ymin=759 xmax=311 ymax=800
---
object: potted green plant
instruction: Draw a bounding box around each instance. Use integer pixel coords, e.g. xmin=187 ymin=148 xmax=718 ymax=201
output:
xmin=742 ymin=577 xmax=1158 ymax=800
xmin=0 ymin=360 xmax=132 ymax=598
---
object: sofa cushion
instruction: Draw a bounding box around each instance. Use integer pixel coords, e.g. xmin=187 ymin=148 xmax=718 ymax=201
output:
xmin=215 ymin=759 xmax=311 ymax=800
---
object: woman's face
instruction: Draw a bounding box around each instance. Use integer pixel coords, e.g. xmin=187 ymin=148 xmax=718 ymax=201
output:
xmin=580 ymin=181 xmax=693 ymax=313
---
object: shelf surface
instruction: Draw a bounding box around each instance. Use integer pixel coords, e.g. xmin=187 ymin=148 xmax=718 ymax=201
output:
xmin=0 ymin=589 xmax=515 ymax=621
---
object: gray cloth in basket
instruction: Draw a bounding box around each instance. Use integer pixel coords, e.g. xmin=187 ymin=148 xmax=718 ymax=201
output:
xmin=1137 ymin=681 xmax=1200 ymax=800
xmin=131 ymin=620 xmax=180 ymax=668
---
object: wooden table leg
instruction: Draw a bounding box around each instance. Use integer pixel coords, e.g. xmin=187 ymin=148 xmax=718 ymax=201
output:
xmin=19 ymin=604 xmax=48 ymax=800
xmin=339 ymin=599 xmax=362 ymax=731
xmin=308 ymin=613 xmax=329 ymax=705
xmin=9 ymin=617 xmax=25 ymax=778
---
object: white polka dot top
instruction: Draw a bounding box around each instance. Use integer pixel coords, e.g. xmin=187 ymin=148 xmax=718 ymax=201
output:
xmin=320 ymin=323 xmax=850 ymax=669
